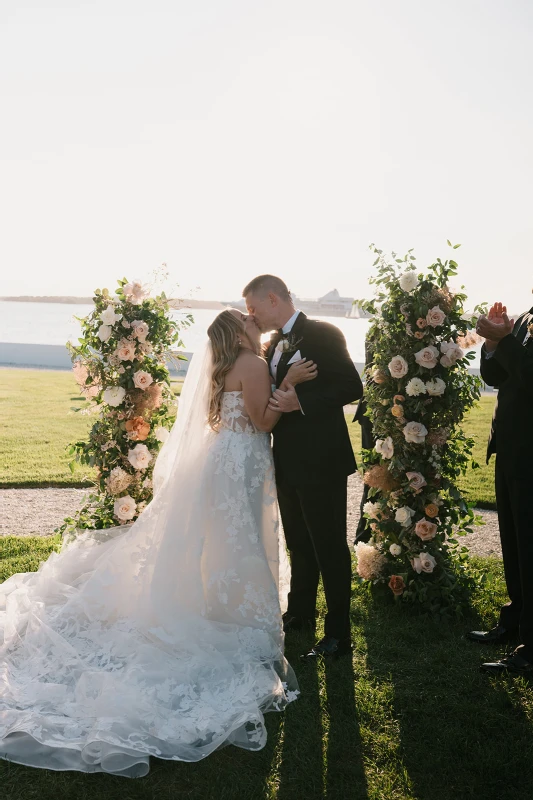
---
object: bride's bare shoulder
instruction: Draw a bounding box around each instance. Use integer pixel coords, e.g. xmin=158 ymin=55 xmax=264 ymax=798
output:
xmin=235 ymin=350 xmax=268 ymax=374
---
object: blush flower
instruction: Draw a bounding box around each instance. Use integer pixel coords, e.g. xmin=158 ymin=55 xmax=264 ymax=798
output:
xmin=375 ymin=437 xmax=394 ymax=459
xmin=388 ymin=575 xmax=406 ymax=595
xmin=100 ymin=305 xmax=122 ymax=326
xmin=114 ymin=495 xmax=136 ymax=521
xmin=412 ymin=552 xmax=437 ymax=573
xmin=406 ymin=471 xmax=427 ymax=492
xmin=388 ymin=355 xmax=409 ymax=379
xmin=355 ymin=542 xmax=387 ymax=580
xmin=133 ymin=370 xmax=154 ymax=390
xmin=426 ymin=305 xmax=446 ymax=328
xmin=415 ymin=518 xmax=438 ymax=541
xmin=115 ymin=338 xmax=136 ymax=362
xmin=414 ymin=345 xmax=440 ymax=369
xmin=127 ymin=443 xmax=152 ymax=470
xmin=403 ymin=421 xmax=428 ymax=444
xmin=426 ymin=378 xmax=446 ymax=396
xmin=103 ymin=386 xmax=126 ymax=407
xmin=131 ymin=320 xmax=150 ymax=342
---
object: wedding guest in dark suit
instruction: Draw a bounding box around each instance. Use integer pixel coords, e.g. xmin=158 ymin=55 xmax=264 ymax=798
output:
xmin=243 ymin=275 xmax=363 ymax=660
xmin=467 ymin=301 xmax=533 ymax=675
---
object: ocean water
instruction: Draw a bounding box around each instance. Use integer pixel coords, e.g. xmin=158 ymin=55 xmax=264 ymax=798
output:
xmin=0 ymin=301 xmax=372 ymax=362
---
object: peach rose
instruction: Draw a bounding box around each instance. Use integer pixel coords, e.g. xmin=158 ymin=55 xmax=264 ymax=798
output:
xmin=115 ymin=338 xmax=136 ymax=362
xmin=133 ymin=370 xmax=154 ymax=390
xmin=403 ymin=421 xmax=428 ymax=444
xmin=416 ymin=318 xmax=427 ymax=329
xmin=415 ymin=518 xmax=438 ymax=541
xmin=131 ymin=320 xmax=149 ymax=342
xmin=391 ymin=404 xmax=404 ymax=418
xmin=388 ymin=575 xmax=406 ymax=596
xmin=372 ymin=368 xmax=388 ymax=385
xmin=125 ymin=416 xmax=151 ymax=441
xmin=425 ymin=503 xmax=439 ymax=518
xmin=393 ymin=394 xmax=405 ymax=403
xmin=414 ymin=331 xmax=425 ymax=339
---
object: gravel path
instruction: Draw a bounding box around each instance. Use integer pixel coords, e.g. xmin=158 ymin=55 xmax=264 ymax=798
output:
xmin=0 ymin=478 xmax=502 ymax=558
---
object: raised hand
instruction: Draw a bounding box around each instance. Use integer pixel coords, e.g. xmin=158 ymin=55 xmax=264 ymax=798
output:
xmin=477 ymin=306 xmax=514 ymax=351
xmin=487 ymin=302 xmax=507 ymax=325
xmin=268 ymin=383 xmax=302 ymax=413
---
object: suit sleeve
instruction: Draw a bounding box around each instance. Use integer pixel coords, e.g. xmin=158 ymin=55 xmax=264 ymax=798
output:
xmin=480 ymin=343 xmax=509 ymax=387
xmin=493 ymin=333 xmax=533 ymax=393
xmin=295 ymin=325 xmax=363 ymax=418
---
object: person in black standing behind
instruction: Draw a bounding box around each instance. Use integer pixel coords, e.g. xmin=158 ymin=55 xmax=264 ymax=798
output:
xmin=353 ymin=327 xmax=378 ymax=544
xmin=468 ymin=301 xmax=533 ymax=674
xmin=243 ymin=275 xmax=363 ymax=660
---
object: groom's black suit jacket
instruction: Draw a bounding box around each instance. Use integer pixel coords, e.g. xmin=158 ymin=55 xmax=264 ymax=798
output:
xmin=480 ymin=307 xmax=533 ymax=465
xmin=267 ymin=312 xmax=363 ymax=486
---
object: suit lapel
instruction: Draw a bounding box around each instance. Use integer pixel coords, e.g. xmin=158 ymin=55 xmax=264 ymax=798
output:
xmin=275 ymin=312 xmax=307 ymax=388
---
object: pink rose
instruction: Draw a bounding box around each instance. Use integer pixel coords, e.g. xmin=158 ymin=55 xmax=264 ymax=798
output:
xmin=115 ymin=338 xmax=136 ymax=362
xmin=426 ymin=306 xmax=446 ymax=328
xmin=133 ymin=370 xmax=154 ymax=390
xmin=406 ymin=471 xmax=427 ymax=492
xmin=416 ymin=318 xmax=427 ymax=329
xmin=414 ymin=346 xmax=439 ymax=369
xmin=415 ymin=518 xmax=438 ymax=541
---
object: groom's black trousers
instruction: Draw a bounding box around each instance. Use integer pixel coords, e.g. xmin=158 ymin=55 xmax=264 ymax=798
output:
xmin=276 ymin=477 xmax=352 ymax=641
xmin=496 ymin=455 xmax=533 ymax=659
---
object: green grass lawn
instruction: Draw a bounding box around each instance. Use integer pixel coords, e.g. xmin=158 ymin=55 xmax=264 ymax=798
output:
xmin=0 ymin=369 xmax=182 ymax=488
xmin=0 ymin=536 xmax=531 ymax=800
xmin=0 ymin=369 xmax=497 ymax=507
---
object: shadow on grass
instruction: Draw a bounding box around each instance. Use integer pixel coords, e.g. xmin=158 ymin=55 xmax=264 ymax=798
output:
xmin=360 ymin=558 xmax=533 ymax=800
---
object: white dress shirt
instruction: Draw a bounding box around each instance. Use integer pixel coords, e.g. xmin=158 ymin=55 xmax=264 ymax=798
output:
xmin=270 ymin=310 xmax=301 ymax=381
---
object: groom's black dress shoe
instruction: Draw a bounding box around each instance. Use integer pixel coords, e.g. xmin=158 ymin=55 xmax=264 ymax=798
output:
xmin=466 ymin=625 xmax=518 ymax=645
xmin=480 ymin=652 xmax=533 ymax=676
xmin=282 ymin=615 xmax=316 ymax=634
xmin=300 ymin=636 xmax=352 ymax=662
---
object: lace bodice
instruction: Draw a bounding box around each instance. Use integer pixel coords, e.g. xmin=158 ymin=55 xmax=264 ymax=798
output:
xmin=220 ymin=391 xmax=262 ymax=434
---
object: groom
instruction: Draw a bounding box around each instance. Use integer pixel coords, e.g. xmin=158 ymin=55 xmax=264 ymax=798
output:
xmin=243 ymin=275 xmax=363 ymax=660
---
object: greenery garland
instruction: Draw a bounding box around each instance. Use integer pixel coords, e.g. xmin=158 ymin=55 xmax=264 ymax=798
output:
xmin=57 ymin=278 xmax=191 ymax=537
xmin=355 ymin=244 xmax=487 ymax=612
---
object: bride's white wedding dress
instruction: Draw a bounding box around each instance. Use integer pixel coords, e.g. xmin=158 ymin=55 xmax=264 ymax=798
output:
xmin=0 ymin=344 xmax=297 ymax=778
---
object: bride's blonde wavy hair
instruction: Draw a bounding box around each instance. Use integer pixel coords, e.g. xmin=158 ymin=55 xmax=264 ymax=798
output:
xmin=207 ymin=310 xmax=246 ymax=432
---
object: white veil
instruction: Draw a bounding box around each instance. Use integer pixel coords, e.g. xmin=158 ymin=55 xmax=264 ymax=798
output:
xmin=0 ymin=340 xmax=296 ymax=777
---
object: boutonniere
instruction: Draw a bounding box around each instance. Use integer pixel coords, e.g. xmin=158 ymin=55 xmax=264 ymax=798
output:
xmin=276 ymin=332 xmax=303 ymax=354
xmin=528 ymin=323 xmax=533 ymax=336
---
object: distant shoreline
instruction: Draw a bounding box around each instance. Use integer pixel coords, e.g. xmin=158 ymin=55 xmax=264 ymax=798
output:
xmin=0 ymin=296 xmax=226 ymax=310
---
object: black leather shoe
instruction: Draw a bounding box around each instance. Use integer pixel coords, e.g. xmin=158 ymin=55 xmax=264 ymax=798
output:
xmin=300 ymin=635 xmax=352 ymax=662
xmin=282 ymin=615 xmax=316 ymax=634
xmin=480 ymin=652 xmax=533 ymax=675
xmin=466 ymin=625 xmax=518 ymax=645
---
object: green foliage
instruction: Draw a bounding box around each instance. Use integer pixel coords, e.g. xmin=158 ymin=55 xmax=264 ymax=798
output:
xmin=354 ymin=244 xmax=487 ymax=612
xmin=57 ymin=279 xmax=192 ymax=536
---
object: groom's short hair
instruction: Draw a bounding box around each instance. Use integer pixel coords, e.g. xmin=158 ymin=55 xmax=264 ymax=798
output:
xmin=242 ymin=275 xmax=291 ymax=301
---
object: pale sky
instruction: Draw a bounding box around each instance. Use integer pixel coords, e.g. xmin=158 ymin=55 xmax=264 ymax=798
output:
xmin=1 ymin=0 xmax=532 ymax=312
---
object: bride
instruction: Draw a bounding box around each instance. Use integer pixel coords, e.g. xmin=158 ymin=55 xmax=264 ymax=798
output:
xmin=0 ymin=309 xmax=316 ymax=778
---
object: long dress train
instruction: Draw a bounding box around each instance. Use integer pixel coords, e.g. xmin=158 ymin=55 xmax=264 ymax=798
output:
xmin=0 ymin=375 xmax=297 ymax=777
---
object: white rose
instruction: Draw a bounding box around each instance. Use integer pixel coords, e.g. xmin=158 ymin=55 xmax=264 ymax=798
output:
xmin=114 ymin=495 xmax=136 ymax=521
xmin=100 ymin=305 xmax=122 ymax=326
xmin=97 ymin=324 xmax=112 ymax=342
xmin=412 ymin=551 xmax=437 ymax=574
xmin=440 ymin=355 xmax=453 ymax=368
xmin=395 ymin=506 xmax=415 ymax=527
xmin=399 ymin=271 xmax=418 ymax=292
xmin=426 ymin=305 xmax=446 ymax=328
xmin=103 ymin=386 xmax=126 ymax=407
xmin=388 ymin=355 xmax=409 ymax=379
xmin=375 ymin=437 xmax=394 ymax=459
xmin=426 ymin=378 xmax=446 ymax=396
xmin=363 ymin=501 xmax=381 ymax=519
xmin=155 ymin=426 xmax=170 ymax=443
xmin=131 ymin=320 xmax=149 ymax=342
xmin=406 ymin=377 xmax=427 ymax=397
xmin=403 ymin=421 xmax=428 ymax=444
xmin=127 ymin=443 xmax=153 ymax=470
xmin=389 ymin=543 xmax=402 ymax=556
xmin=133 ymin=370 xmax=154 ymax=390
xmin=414 ymin=346 xmax=440 ymax=369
